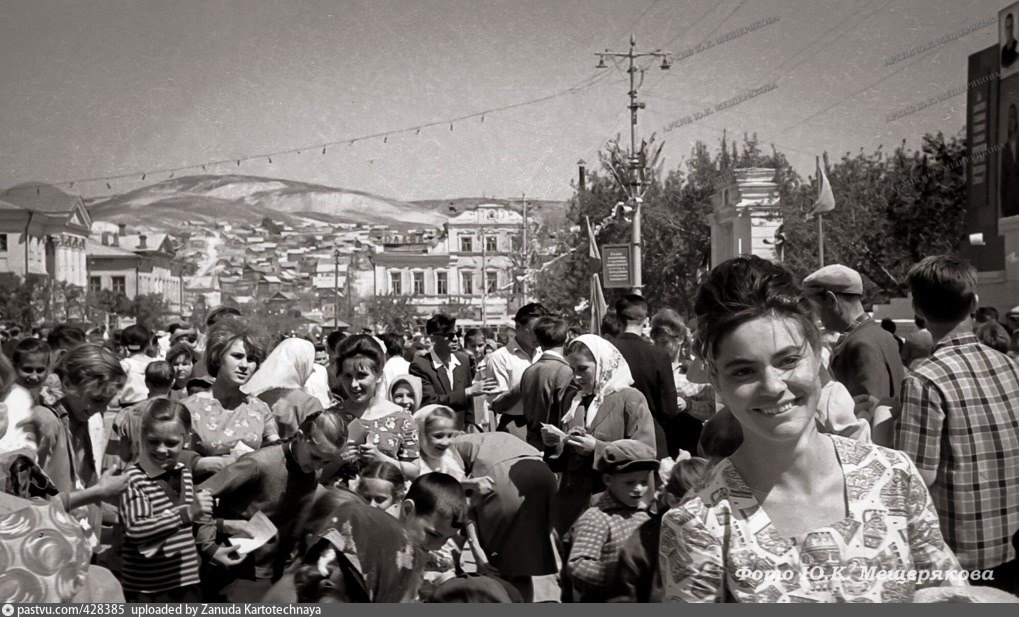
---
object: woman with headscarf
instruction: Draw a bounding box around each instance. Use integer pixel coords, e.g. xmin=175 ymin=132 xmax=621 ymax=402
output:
xmin=544 ymin=334 xmax=655 ymax=537
xmin=241 ymin=338 xmax=324 ymax=439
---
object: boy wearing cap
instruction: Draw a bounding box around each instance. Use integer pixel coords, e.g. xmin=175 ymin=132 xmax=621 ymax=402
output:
xmin=803 ymin=264 xmax=905 ymax=402
xmin=566 ymin=439 xmax=656 ymax=602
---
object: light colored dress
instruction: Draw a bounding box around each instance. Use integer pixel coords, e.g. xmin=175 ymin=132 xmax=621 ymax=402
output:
xmin=660 ymin=435 xmax=963 ymax=603
xmin=181 ymin=394 xmax=279 ymax=457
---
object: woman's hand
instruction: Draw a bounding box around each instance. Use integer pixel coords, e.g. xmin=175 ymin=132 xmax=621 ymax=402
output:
xmin=566 ymin=433 xmax=597 ymax=455
xmin=97 ymin=467 xmax=129 ymax=499
xmin=358 ymin=443 xmax=388 ymax=465
xmin=211 ymin=545 xmax=246 ymax=568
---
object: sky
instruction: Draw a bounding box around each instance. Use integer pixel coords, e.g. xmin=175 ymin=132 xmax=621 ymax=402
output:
xmin=0 ymin=0 xmax=1010 ymax=202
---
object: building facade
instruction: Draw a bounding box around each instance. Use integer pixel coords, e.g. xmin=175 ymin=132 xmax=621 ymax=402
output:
xmin=0 ymin=184 xmax=91 ymax=287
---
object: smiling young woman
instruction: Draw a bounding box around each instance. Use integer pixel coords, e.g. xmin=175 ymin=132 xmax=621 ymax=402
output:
xmin=659 ymin=255 xmax=964 ymax=603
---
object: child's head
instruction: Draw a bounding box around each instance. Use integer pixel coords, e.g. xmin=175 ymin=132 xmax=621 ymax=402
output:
xmin=121 ymin=324 xmax=152 ymax=356
xmin=401 ymin=472 xmax=467 ymax=551
xmin=55 ymin=343 xmax=127 ymax=420
xmin=389 ymin=375 xmax=421 ymax=413
xmin=144 ymin=360 xmax=174 ymax=396
xmin=413 ymin=405 xmax=459 ymax=460
xmin=463 ymin=329 xmax=486 ymax=361
xmin=660 ymin=456 xmax=711 ymax=510
xmin=532 ymin=316 xmax=569 ymax=350
xmin=12 ymin=338 xmax=51 ymax=389
xmin=293 ymin=410 xmax=347 ymax=474
xmin=357 ymin=461 xmax=406 ymax=513
xmin=166 ymin=343 xmax=198 ymax=388
xmin=139 ymin=398 xmax=192 ymax=472
xmin=598 ymin=439 xmax=658 ymax=508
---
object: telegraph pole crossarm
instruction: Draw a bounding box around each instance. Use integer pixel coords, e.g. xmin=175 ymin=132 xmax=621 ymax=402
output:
xmin=594 ymin=35 xmax=672 ymax=295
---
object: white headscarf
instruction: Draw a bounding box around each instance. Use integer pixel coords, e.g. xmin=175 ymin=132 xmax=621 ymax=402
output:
xmin=241 ymin=337 xmax=316 ymax=397
xmin=412 ymin=404 xmax=466 ymax=481
xmin=561 ymin=334 xmax=634 ymax=428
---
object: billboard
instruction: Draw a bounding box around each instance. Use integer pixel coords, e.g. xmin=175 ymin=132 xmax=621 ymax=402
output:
xmin=963 ymin=44 xmax=1003 ymax=272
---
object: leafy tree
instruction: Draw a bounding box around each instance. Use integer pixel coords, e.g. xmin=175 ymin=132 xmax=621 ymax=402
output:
xmin=359 ymin=294 xmax=417 ymax=334
xmin=128 ymin=294 xmax=171 ymax=330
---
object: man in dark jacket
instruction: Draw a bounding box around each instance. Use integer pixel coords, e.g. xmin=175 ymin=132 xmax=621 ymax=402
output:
xmin=609 ymin=295 xmax=682 ymax=458
xmin=804 ymin=265 xmax=905 ymax=401
xmin=520 ymin=316 xmax=576 ymax=450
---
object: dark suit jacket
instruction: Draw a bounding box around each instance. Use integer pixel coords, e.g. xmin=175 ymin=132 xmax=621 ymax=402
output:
xmin=410 ymin=351 xmax=475 ymax=424
xmin=611 ymin=333 xmax=682 ymax=457
xmin=520 ymin=352 xmax=577 ymax=450
xmin=830 ymin=318 xmax=906 ymax=401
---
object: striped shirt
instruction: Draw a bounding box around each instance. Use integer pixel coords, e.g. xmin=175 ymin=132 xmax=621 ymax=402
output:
xmin=119 ymin=461 xmax=201 ymax=594
xmin=895 ymin=331 xmax=1019 ymax=570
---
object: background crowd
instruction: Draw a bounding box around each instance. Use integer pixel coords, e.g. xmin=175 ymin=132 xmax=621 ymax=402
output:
xmin=0 ymin=253 xmax=1018 ymax=603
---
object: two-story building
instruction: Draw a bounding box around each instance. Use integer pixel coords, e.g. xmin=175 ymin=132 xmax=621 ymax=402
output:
xmin=86 ymin=225 xmax=184 ymax=313
xmin=0 ymin=183 xmax=91 ymax=287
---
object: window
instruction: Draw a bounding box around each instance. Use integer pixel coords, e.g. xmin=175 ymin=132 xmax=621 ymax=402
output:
xmin=460 ymin=271 xmax=474 ymax=295
xmin=485 ymin=235 xmax=498 ymax=253
xmin=412 ymin=271 xmax=425 ymax=295
xmin=112 ymin=276 xmax=126 ymax=294
xmin=459 ymin=235 xmax=473 ymax=252
xmin=0 ymin=234 xmax=7 ymax=252
xmin=389 ymin=272 xmax=402 ymax=295
xmin=436 ymin=271 xmax=448 ymax=295
xmin=89 ymin=276 xmax=102 ymax=294
xmin=485 ymin=271 xmax=498 ymax=293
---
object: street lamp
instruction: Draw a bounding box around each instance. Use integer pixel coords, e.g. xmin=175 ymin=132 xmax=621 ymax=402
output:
xmin=595 ymin=35 xmax=673 ymax=295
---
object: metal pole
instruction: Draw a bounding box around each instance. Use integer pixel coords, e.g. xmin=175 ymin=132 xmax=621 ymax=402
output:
xmin=481 ymin=225 xmax=487 ymax=327
xmin=521 ymin=193 xmax=528 ymax=302
xmin=818 ymin=214 xmax=825 ymax=268
xmin=628 ymin=36 xmax=643 ymax=295
xmin=334 ymin=249 xmax=340 ymax=329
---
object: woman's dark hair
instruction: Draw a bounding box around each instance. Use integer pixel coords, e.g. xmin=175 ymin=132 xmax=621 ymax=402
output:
xmin=12 ymin=338 xmax=51 ymax=368
xmin=204 ymin=320 xmax=265 ymax=378
xmin=165 ymin=343 xmax=199 ymax=366
xmin=140 ymin=398 xmax=192 ymax=436
xmin=693 ymin=255 xmax=820 ymax=365
xmin=600 ymin=313 xmax=622 ymax=338
xmin=334 ymin=334 xmax=385 ymax=376
xmin=976 ymin=321 xmax=1011 ymax=355
xmin=650 ymin=308 xmax=688 ymax=342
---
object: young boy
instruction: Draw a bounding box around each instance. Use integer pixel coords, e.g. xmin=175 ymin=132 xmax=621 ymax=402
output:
xmin=198 ymin=410 xmax=347 ymax=599
xmin=111 ymin=361 xmax=176 ymax=466
xmin=567 ymin=439 xmax=657 ymax=602
xmin=118 ymin=324 xmax=157 ymax=406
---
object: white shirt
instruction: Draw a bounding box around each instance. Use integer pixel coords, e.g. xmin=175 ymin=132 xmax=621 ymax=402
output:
xmin=429 ymin=349 xmax=461 ymax=390
xmin=485 ymin=338 xmax=541 ymax=416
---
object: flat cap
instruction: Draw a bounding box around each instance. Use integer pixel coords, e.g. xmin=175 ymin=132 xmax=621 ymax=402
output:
xmin=803 ymin=264 xmax=863 ymax=296
xmin=598 ymin=439 xmax=658 ymax=474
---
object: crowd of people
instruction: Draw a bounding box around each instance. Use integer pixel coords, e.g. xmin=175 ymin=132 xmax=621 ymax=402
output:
xmin=1 ymin=254 xmax=1018 ymax=603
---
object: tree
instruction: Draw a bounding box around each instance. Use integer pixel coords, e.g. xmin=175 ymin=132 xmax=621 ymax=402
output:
xmin=128 ymin=294 xmax=171 ymax=330
xmin=359 ymin=294 xmax=417 ymax=334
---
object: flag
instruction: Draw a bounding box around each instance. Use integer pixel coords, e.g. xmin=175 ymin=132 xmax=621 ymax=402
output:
xmin=586 ymin=216 xmax=608 ymax=335
xmin=807 ymin=155 xmax=835 ymax=219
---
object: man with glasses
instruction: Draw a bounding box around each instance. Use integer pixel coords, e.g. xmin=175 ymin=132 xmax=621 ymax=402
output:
xmin=411 ymin=313 xmax=498 ymax=430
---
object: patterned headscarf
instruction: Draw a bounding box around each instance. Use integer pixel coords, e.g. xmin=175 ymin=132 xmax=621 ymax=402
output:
xmin=561 ymin=334 xmax=634 ymax=428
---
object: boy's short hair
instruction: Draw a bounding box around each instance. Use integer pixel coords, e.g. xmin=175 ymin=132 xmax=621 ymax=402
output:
xmin=140 ymin=398 xmax=192 ymax=436
xmin=298 ymin=410 xmax=348 ymax=452
xmin=513 ymin=303 xmax=551 ymax=326
xmin=405 ymin=472 xmax=467 ymax=530
xmin=121 ymin=324 xmax=152 ymax=352
xmin=907 ymin=255 xmax=978 ymax=324
xmin=144 ymin=360 xmax=174 ymax=390
xmin=425 ymin=314 xmax=456 ymax=336
xmin=615 ymin=294 xmax=648 ymax=324
xmin=532 ymin=316 xmax=568 ymax=349
xmin=379 ymin=333 xmax=404 ymax=358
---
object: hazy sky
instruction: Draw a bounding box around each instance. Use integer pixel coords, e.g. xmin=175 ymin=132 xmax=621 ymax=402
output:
xmin=0 ymin=0 xmax=1008 ymax=201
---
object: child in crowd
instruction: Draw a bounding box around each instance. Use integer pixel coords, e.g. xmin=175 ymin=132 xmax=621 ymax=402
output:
xmin=118 ymin=399 xmax=215 ymax=602
xmin=608 ymin=453 xmax=711 ymax=602
xmin=566 ymin=440 xmax=658 ymax=602
xmin=414 ymin=405 xmax=465 ymax=480
xmin=166 ymin=343 xmax=198 ymax=401
xmin=357 ymin=460 xmax=407 ymax=515
xmin=389 ymin=374 xmax=423 ymax=414
xmin=11 ymin=337 xmax=52 ymax=400
xmin=119 ymin=324 xmax=157 ymax=406
xmin=111 ymin=361 xmax=175 ymax=466
xmin=198 ymin=410 xmax=347 ymax=598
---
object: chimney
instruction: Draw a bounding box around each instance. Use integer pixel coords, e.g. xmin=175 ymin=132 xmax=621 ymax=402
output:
xmin=118 ymin=223 xmax=127 ymax=235
xmin=138 ymin=234 xmax=147 ymax=249
xmin=578 ymin=159 xmax=587 ymax=193
xmin=101 ymin=232 xmax=110 ymax=246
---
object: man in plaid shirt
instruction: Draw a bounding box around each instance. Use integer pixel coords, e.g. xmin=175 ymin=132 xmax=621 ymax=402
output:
xmin=895 ymin=255 xmax=1019 ymax=571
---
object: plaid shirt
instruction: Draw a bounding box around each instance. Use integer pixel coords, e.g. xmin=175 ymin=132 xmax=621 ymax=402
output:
xmin=895 ymin=331 xmax=1019 ymax=570
xmin=567 ymin=492 xmax=650 ymax=598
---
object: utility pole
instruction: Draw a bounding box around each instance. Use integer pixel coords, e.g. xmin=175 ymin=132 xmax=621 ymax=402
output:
xmin=333 ymin=247 xmax=341 ymax=330
xmin=480 ymin=223 xmax=487 ymax=328
xmin=596 ymin=36 xmax=672 ymax=295
xmin=521 ymin=193 xmax=528 ymax=302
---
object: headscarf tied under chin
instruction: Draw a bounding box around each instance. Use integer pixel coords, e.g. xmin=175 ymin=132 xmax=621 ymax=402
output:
xmin=561 ymin=334 xmax=634 ymax=428
xmin=241 ymin=337 xmax=316 ymax=397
